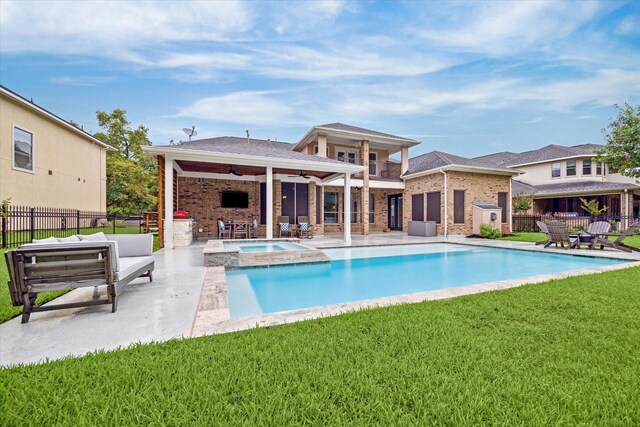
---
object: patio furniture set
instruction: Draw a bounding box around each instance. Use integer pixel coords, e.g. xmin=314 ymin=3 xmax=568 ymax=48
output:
xmin=537 ymin=220 xmax=640 ymax=252
xmin=217 ymin=216 xmax=314 ymax=240
xmin=4 ymin=232 xmax=155 ymax=323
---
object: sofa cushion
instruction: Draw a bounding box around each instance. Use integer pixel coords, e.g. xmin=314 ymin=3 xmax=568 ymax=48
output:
xmin=57 ymin=235 xmax=81 ymax=243
xmin=115 ymin=256 xmax=154 ymax=282
xmin=19 ymin=241 xmax=120 ymax=273
xmin=32 ymin=237 xmax=59 ymax=244
xmin=78 ymin=232 xmax=108 ymax=242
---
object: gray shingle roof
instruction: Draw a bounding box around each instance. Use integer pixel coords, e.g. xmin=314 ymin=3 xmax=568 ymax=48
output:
xmin=477 ymin=144 xmax=605 ymax=167
xmin=405 ymin=151 xmax=515 ymax=176
xmin=159 ymin=136 xmax=349 ymax=165
xmin=316 ymin=122 xmax=417 ymax=142
xmin=512 ymin=179 xmax=639 ymax=196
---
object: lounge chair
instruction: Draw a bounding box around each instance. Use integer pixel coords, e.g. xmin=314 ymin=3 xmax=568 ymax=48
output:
xmin=536 ymin=221 xmax=552 ymax=246
xmin=278 ymin=216 xmax=292 ymax=238
xmin=297 ymin=216 xmax=313 ymax=239
xmin=590 ymin=221 xmax=640 ymax=253
xmin=544 ymin=221 xmax=578 ymax=249
xmin=576 ymin=221 xmax=611 ymax=249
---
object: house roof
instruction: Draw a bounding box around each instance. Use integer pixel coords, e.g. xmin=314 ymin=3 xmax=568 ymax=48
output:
xmin=143 ymin=136 xmax=365 ymax=175
xmin=0 ymin=85 xmax=112 ymax=150
xmin=314 ymin=123 xmax=418 ymax=142
xmin=512 ymin=179 xmax=640 ymax=197
xmin=403 ymin=151 xmax=518 ymax=178
xmin=475 ymin=144 xmax=605 ymax=167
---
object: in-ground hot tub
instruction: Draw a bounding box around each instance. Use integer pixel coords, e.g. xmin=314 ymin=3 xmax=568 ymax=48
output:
xmin=204 ymin=239 xmax=328 ymax=268
xmin=223 ymin=242 xmax=307 ymax=253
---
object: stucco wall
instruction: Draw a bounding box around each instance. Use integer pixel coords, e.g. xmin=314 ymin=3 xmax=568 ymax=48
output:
xmin=0 ymin=94 xmax=107 ymax=211
xmin=403 ymin=171 xmax=511 ymax=235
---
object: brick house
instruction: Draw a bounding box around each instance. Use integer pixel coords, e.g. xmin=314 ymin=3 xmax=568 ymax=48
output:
xmin=144 ymin=123 xmax=518 ymax=248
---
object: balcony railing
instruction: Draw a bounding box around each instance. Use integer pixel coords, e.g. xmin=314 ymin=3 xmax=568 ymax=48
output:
xmin=330 ymin=157 xmax=402 ymax=180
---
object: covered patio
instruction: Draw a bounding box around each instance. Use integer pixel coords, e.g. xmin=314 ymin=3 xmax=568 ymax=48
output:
xmin=143 ymin=139 xmax=364 ymax=248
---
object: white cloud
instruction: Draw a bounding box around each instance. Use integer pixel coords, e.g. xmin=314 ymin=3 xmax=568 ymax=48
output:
xmin=616 ymin=15 xmax=639 ymax=36
xmin=51 ymin=76 xmax=116 ymax=86
xmin=177 ymin=91 xmax=299 ymax=126
xmin=419 ymin=1 xmax=603 ymax=55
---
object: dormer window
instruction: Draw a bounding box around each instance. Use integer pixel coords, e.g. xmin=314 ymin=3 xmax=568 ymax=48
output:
xmin=583 ymin=159 xmax=592 ymax=175
xmin=566 ymin=160 xmax=576 ymax=176
xmin=551 ymin=162 xmax=561 ymax=178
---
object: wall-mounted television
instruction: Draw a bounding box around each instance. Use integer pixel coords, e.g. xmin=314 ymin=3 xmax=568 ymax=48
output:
xmin=221 ymin=191 xmax=249 ymax=208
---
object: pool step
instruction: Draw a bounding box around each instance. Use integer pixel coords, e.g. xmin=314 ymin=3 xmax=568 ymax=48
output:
xmin=203 ymin=239 xmax=329 ymax=268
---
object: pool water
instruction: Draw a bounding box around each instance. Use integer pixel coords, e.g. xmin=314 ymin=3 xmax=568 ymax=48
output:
xmin=226 ymin=244 xmax=626 ymax=318
xmin=223 ymin=242 xmax=306 ymax=253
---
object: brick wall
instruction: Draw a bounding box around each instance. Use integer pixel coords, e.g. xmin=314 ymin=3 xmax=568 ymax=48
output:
xmin=322 ymin=186 xmax=389 ymax=233
xmin=403 ymin=172 xmax=511 ymax=235
xmin=178 ymin=177 xmax=261 ymax=237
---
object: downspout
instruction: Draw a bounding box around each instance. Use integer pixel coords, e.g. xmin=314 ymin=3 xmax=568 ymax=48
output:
xmin=440 ymin=169 xmax=448 ymax=238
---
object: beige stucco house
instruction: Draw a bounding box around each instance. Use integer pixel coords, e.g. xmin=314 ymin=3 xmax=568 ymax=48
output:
xmin=144 ymin=123 xmax=518 ymax=248
xmin=474 ymin=144 xmax=640 ymax=225
xmin=0 ymin=85 xmax=110 ymax=212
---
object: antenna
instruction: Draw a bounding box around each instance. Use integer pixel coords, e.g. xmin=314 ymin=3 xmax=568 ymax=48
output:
xmin=246 ymin=129 xmax=250 ymax=143
xmin=182 ymin=126 xmax=198 ymax=141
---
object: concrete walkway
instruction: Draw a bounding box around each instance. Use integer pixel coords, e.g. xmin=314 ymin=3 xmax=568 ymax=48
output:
xmin=0 ymin=243 xmax=206 ymax=367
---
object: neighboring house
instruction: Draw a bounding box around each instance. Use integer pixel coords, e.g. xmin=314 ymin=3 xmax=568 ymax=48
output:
xmin=144 ymin=123 xmax=518 ymax=248
xmin=474 ymin=144 xmax=640 ymax=219
xmin=0 ymin=85 xmax=110 ymax=211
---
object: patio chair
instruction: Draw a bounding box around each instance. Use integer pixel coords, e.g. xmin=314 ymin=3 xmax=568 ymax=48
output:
xmin=251 ymin=219 xmax=258 ymax=238
xmin=297 ymin=216 xmax=313 ymax=239
xmin=578 ymin=221 xmax=611 ymax=249
xmin=218 ymin=220 xmax=231 ymax=239
xmin=590 ymin=221 xmax=640 ymax=253
xmin=536 ymin=221 xmax=552 ymax=246
xmin=544 ymin=221 xmax=579 ymax=249
xmin=233 ymin=221 xmax=249 ymax=239
xmin=278 ymin=216 xmax=292 ymax=238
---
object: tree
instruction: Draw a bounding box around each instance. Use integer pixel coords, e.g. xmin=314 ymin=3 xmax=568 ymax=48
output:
xmin=595 ymin=103 xmax=640 ymax=179
xmin=512 ymin=195 xmax=532 ymax=214
xmin=94 ymin=109 xmax=157 ymax=216
xmin=580 ymin=198 xmax=607 ymax=216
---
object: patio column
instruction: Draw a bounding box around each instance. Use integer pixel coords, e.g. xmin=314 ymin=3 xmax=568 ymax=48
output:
xmin=624 ymin=190 xmax=630 ymax=229
xmin=266 ymin=166 xmax=273 ymax=239
xmin=401 ymin=146 xmax=409 ymax=174
xmin=361 ymin=140 xmax=369 ymax=236
xmin=344 ymin=173 xmax=351 ymax=244
xmin=164 ymin=156 xmax=174 ymax=249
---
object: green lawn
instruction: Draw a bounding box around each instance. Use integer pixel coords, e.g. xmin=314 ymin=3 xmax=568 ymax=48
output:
xmin=2 ymin=267 xmax=639 ymax=425
xmin=501 ymin=231 xmax=640 ymax=249
xmin=0 ymin=227 xmax=159 ymax=323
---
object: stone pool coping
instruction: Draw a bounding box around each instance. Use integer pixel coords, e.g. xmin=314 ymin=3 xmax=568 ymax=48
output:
xmin=191 ymin=239 xmax=640 ymax=337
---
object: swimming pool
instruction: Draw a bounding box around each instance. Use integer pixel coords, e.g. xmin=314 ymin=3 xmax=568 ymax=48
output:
xmin=226 ymin=244 xmax=626 ymax=317
xmin=223 ymin=242 xmax=307 ymax=253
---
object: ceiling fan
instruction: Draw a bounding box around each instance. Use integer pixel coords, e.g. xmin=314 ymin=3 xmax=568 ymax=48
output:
xmin=288 ymin=170 xmax=311 ymax=179
xmin=228 ymin=165 xmax=243 ymax=177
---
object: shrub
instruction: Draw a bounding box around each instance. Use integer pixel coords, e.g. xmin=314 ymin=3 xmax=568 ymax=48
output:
xmin=480 ymin=223 xmax=502 ymax=239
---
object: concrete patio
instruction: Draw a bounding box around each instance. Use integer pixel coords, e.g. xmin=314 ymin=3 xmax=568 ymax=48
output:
xmin=2 ymin=233 xmax=639 ymax=367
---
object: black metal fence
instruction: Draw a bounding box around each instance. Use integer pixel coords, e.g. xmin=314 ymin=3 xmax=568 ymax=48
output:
xmin=1 ymin=205 xmax=143 ymax=248
xmin=513 ymin=214 xmax=639 ymax=233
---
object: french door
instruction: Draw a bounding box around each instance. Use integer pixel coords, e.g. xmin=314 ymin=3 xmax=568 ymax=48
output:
xmin=388 ymin=194 xmax=403 ymax=230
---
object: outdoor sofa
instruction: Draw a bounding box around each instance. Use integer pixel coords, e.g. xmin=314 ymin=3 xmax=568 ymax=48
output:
xmin=4 ymin=232 xmax=154 ymax=323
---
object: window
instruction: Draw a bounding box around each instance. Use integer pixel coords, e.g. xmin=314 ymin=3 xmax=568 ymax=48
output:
xmin=351 ymin=191 xmax=358 ymax=223
xmin=426 ymin=191 xmax=441 ymax=223
xmin=336 ymin=149 xmax=357 ymax=164
xmin=411 ymin=194 xmax=424 ymax=221
xmin=324 ymin=192 xmax=339 ymax=223
xmin=596 ymin=162 xmax=603 ymax=175
xmin=281 ymin=183 xmax=309 ymax=223
xmin=551 ymin=162 xmax=561 ymax=178
xmin=13 ymin=126 xmax=34 ymax=172
xmin=453 ymin=190 xmax=465 ymax=224
xmin=498 ymin=192 xmax=508 ymax=223
xmin=313 ymin=145 xmax=328 ymax=156
xmin=566 ymin=160 xmax=576 ymax=176
xmin=369 ymin=193 xmax=375 ymax=224
xmin=369 ymin=152 xmax=377 ymax=175
xmin=609 ymin=166 xmax=618 ymax=174
xmin=583 ymin=159 xmax=592 ymax=175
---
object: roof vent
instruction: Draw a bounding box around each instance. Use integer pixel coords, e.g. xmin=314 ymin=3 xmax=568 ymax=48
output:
xmin=246 ymin=129 xmax=250 ymax=143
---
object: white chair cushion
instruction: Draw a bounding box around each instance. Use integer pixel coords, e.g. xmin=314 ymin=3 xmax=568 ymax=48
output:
xmin=32 ymin=237 xmax=59 ymax=244
xmin=78 ymin=232 xmax=109 ymax=242
xmin=57 ymin=235 xmax=81 ymax=243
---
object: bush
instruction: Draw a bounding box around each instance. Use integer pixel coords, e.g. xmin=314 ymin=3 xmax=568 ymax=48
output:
xmin=480 ymin=223 xmax=502 ymax=239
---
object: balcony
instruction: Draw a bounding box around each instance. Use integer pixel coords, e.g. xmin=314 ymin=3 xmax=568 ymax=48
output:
xmin=330 ymin=157 xmax=402 ymax=180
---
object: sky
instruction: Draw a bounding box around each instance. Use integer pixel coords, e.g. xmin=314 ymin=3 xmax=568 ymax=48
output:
xmin=1 ymin=0 xmax=639 ymax=158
